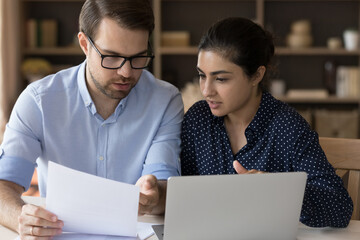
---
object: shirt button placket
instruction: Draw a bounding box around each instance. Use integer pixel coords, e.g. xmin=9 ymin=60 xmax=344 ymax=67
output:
xmin=97 ymin=123 xmax=107 ymax=177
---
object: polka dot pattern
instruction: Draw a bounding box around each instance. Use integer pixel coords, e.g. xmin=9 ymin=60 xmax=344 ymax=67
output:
xmin=181 ymin=92 xmax=353 ymax=228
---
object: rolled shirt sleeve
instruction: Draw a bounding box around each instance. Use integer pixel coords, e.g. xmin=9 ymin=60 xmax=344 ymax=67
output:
xmin=142 ymin=88 xmax=183 ymax=180
xmin=0 ymin=86 xmax=42 ymax=190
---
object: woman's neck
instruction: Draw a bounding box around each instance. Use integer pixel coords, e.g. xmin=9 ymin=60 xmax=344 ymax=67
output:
xmin=225 ymin=91 xmax=262 ymax=129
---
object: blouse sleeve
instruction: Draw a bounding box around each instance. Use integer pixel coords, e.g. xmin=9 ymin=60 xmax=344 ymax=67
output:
xmin=291 ymin=129 xmax=353 ymax=228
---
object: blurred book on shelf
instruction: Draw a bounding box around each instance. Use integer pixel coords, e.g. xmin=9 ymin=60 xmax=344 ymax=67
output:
xmin=336 ymin=66 xmax=360 ymax=98
xmin=25 ymin=18 xmax=58 ymax=48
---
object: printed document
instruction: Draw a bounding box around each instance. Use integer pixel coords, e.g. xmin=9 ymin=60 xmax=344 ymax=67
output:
xmin=46 ymin=162 xmax=140 ymax=237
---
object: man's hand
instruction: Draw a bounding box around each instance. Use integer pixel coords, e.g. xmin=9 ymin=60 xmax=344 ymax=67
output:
xmin=136 ymin=175 xmax=161 ymax=215
xmin=18 ymin=204 xmax=63 ymax=239
xmin=233 ymin=160 xmax=264 ymax=174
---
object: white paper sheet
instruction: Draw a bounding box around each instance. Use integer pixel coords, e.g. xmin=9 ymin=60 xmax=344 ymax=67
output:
xmin=14 ymin=220 xmax=154 ymax=240
xmin=46 ymin=162 xmax=140 ymax=237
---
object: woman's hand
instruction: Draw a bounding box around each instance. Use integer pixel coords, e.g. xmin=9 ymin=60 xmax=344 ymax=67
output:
xmin=233 ymin=160 xmax=265 ymax=174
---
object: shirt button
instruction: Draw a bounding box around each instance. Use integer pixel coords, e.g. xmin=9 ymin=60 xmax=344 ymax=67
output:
xmin=99 ymin=156 xmax=104 ymax=161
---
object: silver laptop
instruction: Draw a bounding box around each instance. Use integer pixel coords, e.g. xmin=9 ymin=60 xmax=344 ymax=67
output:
xmin=153 ymin=172 xmax=307 ymax=240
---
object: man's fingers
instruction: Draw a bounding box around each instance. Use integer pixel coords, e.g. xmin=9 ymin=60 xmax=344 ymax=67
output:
xmin=139 ymin=191 xmax=158 ymax=207
xmin=138 ymin=202 xmax=154 ymax=215
xmin=19 ymin=214 xmax=63 ymax=229
xmin=138 ymin=192 xmax=155 ymax=215
xmin=139 ymin=192 xmax=151 ymax=205
xmin=137 ymin=175 xmax=157 ymax=191
xmin=233 ymin=161 xmax=248 ymax=174
xmin=21 ymin=225 xmax=62 ymax=237
xmin=22 ymin=204 xmax=58 ymax=223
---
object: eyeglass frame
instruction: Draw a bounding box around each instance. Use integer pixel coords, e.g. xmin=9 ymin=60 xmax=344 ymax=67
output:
xmin=86 ymin=35 xmax=155 ymax=70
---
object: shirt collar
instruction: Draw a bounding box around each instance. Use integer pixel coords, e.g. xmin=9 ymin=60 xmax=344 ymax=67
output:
xmin=77 ymin=61 xmax=92 ymax=109
xmin=247 ymin=91 xmax=280 ymax=137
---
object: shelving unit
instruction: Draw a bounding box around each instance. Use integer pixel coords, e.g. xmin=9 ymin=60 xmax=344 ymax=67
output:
xmin=151 ymin=0 xmax=360 ymax=138
xmin=20 ymin=0 xmax=85 ymax=73
xmin=20 ymin=1 xmax=360 ymax=128
xmin=22 ymin=0 xmax=360 ymax=89
xmin=152 ymin=0 xmax=360 ymax=87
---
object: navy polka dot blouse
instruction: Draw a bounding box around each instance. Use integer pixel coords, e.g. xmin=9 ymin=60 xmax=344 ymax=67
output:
xmin=181 ymin=92 xmax=353 ymax=228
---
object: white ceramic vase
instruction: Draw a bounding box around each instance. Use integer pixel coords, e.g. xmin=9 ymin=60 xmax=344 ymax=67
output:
xmin=343 ymin=29 xmax=359 ymax=50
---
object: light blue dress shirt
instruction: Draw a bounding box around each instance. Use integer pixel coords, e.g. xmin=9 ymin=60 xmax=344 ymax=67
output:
xmin=0 ymin=61 xmax=183 ymax=196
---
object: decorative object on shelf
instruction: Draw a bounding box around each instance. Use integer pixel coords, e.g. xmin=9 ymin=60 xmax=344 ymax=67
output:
xmin=161 ymin=31 xmax=190 ymax=47
xmin=269 ymin=79 xmax=286 ymax=97
xmin=327 ymin=37 xmax=342 ymax=50
xmin=21 ymin=58 xmax=52 ymax=83
xmin=286 ymin=19 xmax=313 ymax=48
xmin=336 ymin=65 xmax=360 ymax=98
xmin=343 ymin=28 xmax=359 ymax=51
xmin=323 ymin=60 xmax=337 ymax=95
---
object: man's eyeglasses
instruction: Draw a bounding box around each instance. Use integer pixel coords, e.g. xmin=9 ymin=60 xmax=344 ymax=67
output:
xmin=87 ymin=36 xmax=154 ymax=70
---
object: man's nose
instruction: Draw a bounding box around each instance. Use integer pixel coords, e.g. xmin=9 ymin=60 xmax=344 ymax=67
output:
xmin=116 ymin=60 xmax=132 ymax=78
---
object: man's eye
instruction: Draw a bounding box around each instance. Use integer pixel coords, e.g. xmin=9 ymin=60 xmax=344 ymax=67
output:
xmin=198 ymin=74 xmax=206 ymax=80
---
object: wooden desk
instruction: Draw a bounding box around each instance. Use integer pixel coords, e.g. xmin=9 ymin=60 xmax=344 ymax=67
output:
xmin=2 ymin=196 xmax=360 ymax=240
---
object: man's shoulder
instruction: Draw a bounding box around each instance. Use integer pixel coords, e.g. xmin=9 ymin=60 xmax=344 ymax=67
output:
xmin=139 ymin=70 xmax=180 ymax=96
xmin=26 ymin=64 xmax=81 ymax=97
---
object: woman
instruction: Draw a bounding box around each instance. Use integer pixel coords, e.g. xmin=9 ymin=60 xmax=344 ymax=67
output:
xmin=180 ymin=17 xmax=353 ymax=228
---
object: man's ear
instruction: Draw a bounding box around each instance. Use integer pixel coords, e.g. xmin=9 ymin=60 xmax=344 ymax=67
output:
xmin=251 ymin=66 xmax=266 ymax=86
xmin=78 ymin=32 xmax=89 ymax=56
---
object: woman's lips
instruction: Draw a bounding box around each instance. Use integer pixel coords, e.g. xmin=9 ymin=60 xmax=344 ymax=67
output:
xmin=207 ymin=100 xmax=221 ymax=109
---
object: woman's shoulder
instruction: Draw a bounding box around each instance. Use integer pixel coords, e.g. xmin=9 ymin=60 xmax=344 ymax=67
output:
xmin=183 ymin=100 xmax=213 ymax=123
xmin=269 ymin=98 xmax=312 ymax=135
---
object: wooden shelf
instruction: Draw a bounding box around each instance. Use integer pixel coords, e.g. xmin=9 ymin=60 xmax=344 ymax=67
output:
xmin=23 ymin=46 xmax=83 ymax=56
xmin=278 ymin=96 xmax=360 ymax=104
xmin=158 ymin=46 xmax=360 ymax=56
xmin=275 ymin=47 xmax=360 ymax=56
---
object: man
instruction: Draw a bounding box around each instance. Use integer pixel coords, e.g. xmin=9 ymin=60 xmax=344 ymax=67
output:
xmin=0 ymin=0 xmax=183 ymax=239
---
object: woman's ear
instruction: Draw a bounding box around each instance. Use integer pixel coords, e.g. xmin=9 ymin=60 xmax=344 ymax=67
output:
xmin=252 ymin=66 xmax=266 ymax=86
xmin=78 ymin=32 xmax=89 ymax=56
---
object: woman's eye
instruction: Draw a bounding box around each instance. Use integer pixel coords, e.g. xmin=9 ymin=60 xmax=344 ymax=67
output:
xmin=198 ymin=74 xmax=206 ymax=80
xmin=216 ymin=77 xmax=227 ymax=82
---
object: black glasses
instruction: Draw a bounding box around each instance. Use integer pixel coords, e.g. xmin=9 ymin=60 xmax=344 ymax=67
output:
xmin=87 ymin=36 xmax=154 ymax=70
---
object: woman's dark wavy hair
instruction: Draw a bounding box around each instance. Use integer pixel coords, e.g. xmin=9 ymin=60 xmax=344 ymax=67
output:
xmin=198 ymin=17 xmax=275 ymax=91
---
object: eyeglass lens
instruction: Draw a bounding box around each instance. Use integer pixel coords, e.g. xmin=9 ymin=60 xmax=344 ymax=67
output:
xmin=102 ymin=56 xmax=152 ymax=69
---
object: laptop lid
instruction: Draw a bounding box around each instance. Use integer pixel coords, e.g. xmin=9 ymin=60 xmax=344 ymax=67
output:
xmin=162 ymin=172 xmax=307 ymax=240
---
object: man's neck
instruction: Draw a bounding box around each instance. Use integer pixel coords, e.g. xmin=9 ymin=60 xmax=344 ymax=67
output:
xmin=92 ymin=96 xmax=120 ymax=120
xmin=86 ymin=82 xmax=121 ymax=120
